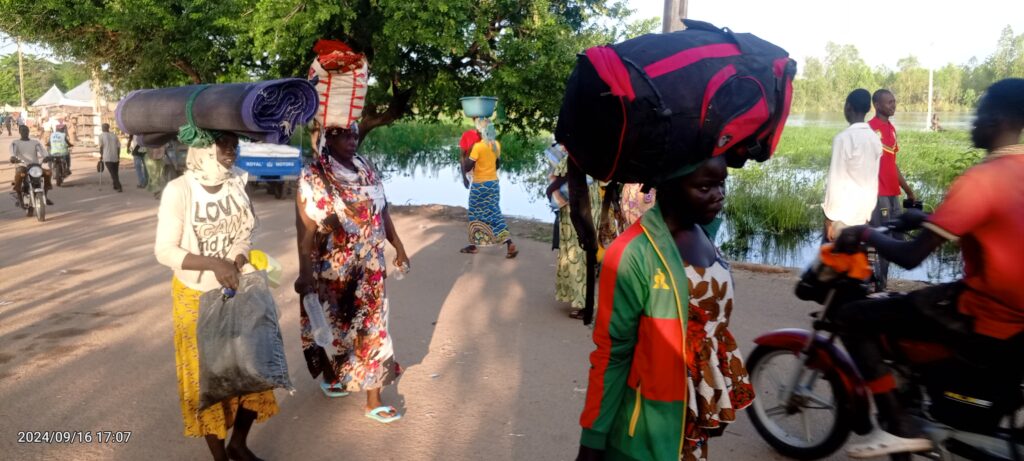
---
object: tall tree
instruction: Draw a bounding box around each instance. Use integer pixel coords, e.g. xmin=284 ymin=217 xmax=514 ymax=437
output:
xmin=0 ymin=53 xmax=90 ymax=105
xmin=0 ymin=0 xmax=647 ymax=135
xmin=245 ymin=0 xmax=643 ymax=134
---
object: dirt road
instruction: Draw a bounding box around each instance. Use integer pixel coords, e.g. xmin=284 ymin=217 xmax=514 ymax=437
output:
xmin=0 ymin=133 xmax=862 ymax=460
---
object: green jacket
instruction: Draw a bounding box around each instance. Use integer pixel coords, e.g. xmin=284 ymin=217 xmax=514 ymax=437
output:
xmin=580 ymin=204 xmax=692 ymax=461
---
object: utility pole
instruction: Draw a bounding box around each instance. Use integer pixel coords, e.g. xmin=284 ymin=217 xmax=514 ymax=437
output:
xmin=17 ymin=37 xmax=26 ymax=108
xmin=662 ymin=0 xmax=688 ymax=33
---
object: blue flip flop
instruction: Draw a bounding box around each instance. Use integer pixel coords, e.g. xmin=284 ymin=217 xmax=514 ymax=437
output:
xmin=365 ymin=406 xmax=402 ymax=424
xmin=320 ymin=381 xmax=350 ymax=398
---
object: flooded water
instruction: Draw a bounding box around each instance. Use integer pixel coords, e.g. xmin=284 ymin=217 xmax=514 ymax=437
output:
xmin=376 ymin=159 xmax=961 ymax=283
xmin=788 ymin=111 xmax=974 ymax=132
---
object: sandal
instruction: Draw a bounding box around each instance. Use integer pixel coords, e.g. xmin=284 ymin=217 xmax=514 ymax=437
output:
xmin=846 ymin=428 xmax=932 ymax=459
xmin=505 ymin=243 xmax=519 ymax=259
xmin=320 ymin=381 xmax=350 ymax=398
xmin=568 ymin=309 xmax=585 ymax=320
xmin=460 ymin=245 xmax=478 ymax=254
xmin=365 ymin=406 xmax=402 ymax=424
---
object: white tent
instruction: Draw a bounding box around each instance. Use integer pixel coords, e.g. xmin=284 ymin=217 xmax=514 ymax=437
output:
xmin=63 ymin=80 xmax=94 ymax=102
xmin=31 ymin=85 xmax=65 ymax=107
xmin=31 ymin=84 xmax=93 ymax=109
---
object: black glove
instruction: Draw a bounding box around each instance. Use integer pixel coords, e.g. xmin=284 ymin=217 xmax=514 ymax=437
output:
xmin=833 ymin=225 xmax=868 ymax=253
xmin=889 ymin=208 xmax=929 ymax=233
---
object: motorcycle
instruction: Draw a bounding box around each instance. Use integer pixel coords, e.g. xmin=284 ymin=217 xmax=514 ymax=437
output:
xmin=49 ymin=154 xmax=70 ymax=187
xmin=10 ymin=158 xmax=48 ymax=221
xmin=746 ymin=226 xmax=1024 ymax=461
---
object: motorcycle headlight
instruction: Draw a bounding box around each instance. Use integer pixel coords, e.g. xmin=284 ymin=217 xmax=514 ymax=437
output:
xmin=27 ymin=166 xmax=43 ymax=178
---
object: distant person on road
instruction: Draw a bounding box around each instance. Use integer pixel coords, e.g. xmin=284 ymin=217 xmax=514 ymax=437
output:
xmin=577 ymin=155 xmax=754 ymax=461
xmin=869 ymin=89 xmax=916 ymax=290
xmin=294 ymin=122 xmax=409 ymax=423
xmin=821 ymin=89 xmax=882 ymax=242
xmin=547 ymin=150 xmax=601 ymax=319
xmin=145 ymin=142 xmax=175 ymax=199
xmin=47 ymin=124 xmax=73 ymax=174
xmin=98 ymin=123 xmax=122 ymax=192
xmin=9 ymin=124 xmax=54 ymax=206
xmin=154 ymin=132 xmax=275 ymax=461
xmin=129 ymin=134 xmax=148 ymax=188
xmin=460 ymin=118 xmax=519 ymax=258
xmin=2 ymin=113 xmax=11 ymax=136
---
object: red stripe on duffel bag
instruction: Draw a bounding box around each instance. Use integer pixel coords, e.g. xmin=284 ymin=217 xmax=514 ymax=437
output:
xmin=585 ymin=46 xmax=636 ymax=101
xmin=644 ymin=43 xmax=741 ymax=78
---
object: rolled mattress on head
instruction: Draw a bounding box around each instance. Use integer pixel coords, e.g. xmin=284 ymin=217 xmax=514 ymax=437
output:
xmin=116 ymin=78 xmax=319 ymax=147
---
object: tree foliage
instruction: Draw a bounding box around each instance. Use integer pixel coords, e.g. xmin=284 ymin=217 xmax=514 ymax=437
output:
xmin=0 ymin=53 xmax=89 ymax=105
xmin=793 ymin=26 xmax=1024 ymax=112
xmin=0 ymin=0 xmax=653 ymax=135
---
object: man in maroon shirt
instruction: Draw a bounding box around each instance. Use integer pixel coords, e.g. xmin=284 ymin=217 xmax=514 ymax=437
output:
xmin=869 ymin=89 xmax=916 ymax=290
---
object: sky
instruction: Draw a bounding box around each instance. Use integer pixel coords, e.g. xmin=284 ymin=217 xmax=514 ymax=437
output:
xmin=628 ymin=0 xmax=1024 ymax=71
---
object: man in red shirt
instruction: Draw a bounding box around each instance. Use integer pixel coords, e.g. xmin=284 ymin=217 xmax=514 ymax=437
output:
xmin=868 ymin=89 xmax=916 ymax=290
xmin=832 ymin=78 xmax=1024 ymax=458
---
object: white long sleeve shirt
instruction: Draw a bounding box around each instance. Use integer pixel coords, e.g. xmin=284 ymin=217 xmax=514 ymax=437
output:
xmin=154 ymin=174 xmax=255 ymax=291
xmin=821 ymin=122 xmax=883 ymax=225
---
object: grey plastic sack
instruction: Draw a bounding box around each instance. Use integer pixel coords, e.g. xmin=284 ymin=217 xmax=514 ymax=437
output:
xmin=197 ymin=271 xmax=292 ymax=411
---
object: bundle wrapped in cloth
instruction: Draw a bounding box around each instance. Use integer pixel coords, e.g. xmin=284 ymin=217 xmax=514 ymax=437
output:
xmin=116 ymin=78 xmax=319 ymax=147
xmin=307 ymin=39 xmax=368 ymax=129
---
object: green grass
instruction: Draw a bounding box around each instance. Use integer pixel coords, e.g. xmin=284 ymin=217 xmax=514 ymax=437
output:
xmin=724 ymin=164 xmax=823 ymax=237
xmin=723 ymin=125 xmax=978 ymax=235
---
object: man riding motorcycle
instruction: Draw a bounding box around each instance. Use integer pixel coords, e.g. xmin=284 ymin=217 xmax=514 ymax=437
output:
xmin=10 ymin=125 xmax=54 ymax=206
xmin=832 ymin=78 xmax=1024 ymax=458
xmin=47 ymin=123 xmax=73 ymax=175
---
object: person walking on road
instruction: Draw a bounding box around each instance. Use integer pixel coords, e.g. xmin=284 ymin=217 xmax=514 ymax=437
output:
xmin=129 ymin=135 xmax=148 ymax=188
xmin=822 ymin=89 xmax=882 ymax=242
xmin=577 ymin=155 xmax=754 ymax=461
xmin=460 ymin=118 xmax=519 ymax=258
xmin=98 ymin=123 xmax=122 ymax=192
xmin=155 ymin=132 xmax=276 ymax=461
xmin=869 ymin=89 xmax=915 ymax=289
xmin=294 ymin=122 xmax=409 ymax=423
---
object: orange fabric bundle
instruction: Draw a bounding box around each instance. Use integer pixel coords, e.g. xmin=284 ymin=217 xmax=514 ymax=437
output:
xmin=818 ymin=244 xmax=872 ymax=280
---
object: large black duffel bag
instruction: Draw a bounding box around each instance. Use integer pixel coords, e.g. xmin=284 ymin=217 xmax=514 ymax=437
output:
xmin=555 ymin=20 xmax=797 ymax=324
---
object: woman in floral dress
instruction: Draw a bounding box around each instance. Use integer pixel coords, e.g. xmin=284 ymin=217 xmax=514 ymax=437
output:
xmin=294 ymin=122 xmax=410 ymax=423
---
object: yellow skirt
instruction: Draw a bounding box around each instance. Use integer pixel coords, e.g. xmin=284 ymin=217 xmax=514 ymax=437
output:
xmin=172 ymin=278 xmax=278 ymax=439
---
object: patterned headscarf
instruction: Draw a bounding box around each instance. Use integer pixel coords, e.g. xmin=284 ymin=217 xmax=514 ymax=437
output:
xmin=185 ymin=145 xmax=236 ymax=187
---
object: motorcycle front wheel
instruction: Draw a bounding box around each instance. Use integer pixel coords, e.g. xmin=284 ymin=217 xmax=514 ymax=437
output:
xmin=34 ymin=191 xmax=45 ymax=222
xmin=747 ymin=345 xmax=852 ymax=460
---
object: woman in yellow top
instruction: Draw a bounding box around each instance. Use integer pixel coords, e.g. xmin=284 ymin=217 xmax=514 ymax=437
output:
xmin=460 ymin=119 xmax=518 ymax=258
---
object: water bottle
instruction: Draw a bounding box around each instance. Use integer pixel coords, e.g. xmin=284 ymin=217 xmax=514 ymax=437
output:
xmin=303 ymin=293 xmax=334 ymax=349
xmin=393 ymin=262 xmax=409 ymax=281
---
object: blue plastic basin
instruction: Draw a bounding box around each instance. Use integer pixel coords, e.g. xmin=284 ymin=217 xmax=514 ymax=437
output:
xmin=460 ymin=96 xmax=498 ymax=118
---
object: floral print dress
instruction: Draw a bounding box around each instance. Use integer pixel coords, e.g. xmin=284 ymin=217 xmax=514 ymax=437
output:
xmin=298 ymin=155 xmax=399 ymax=391
xmin=682 ymin=257 xmax=755 ymax=461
